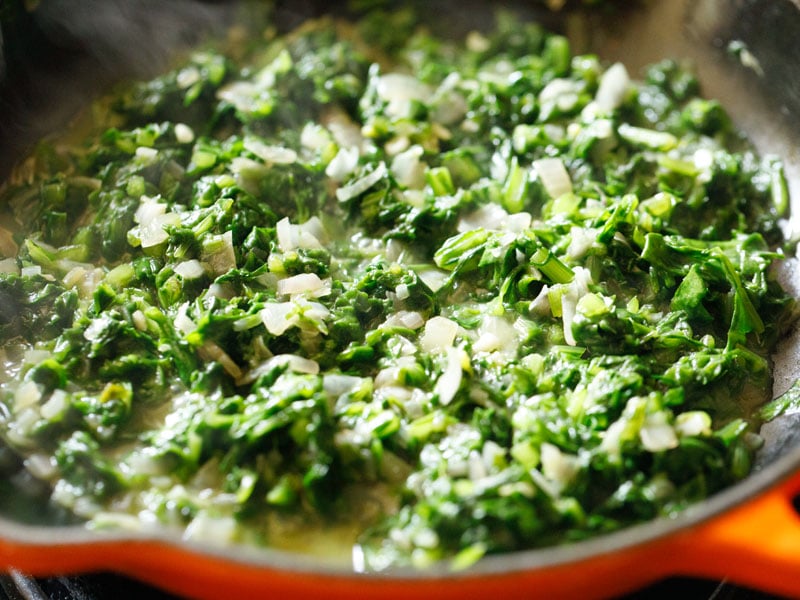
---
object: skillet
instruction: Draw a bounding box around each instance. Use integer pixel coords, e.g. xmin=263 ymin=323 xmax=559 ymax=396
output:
xmin=1 ymin=0 xmax=800 ymax=597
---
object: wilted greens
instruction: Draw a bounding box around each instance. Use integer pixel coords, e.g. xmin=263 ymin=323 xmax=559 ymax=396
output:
xmin=0 ymin=7 xmax=796 ymax=571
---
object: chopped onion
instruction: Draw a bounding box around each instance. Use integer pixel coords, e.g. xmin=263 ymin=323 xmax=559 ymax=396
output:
xmin=135 ymin=146 xmax=158 ymax=165
xmin=376 ymin=73 xmax=433 ymax=118
xmin=202 ymin=231 xmax=236 ymax=275
xmin=326 ymin=146 xmax=360 ymax=181
xmin=183 ymin=513 xmax=237 ymax=544
xmin=244 ymin=137 xmax=297 ymax=164
xmin=566 ymin=226 xmax=597 ymax=259
xmin=418 ymin=269 xmax=448 ymax=293
xmin=336 ymin=162 xmax=387 ymax=202
xmin=277 ymin=273 xmax=330 ymax=297
xmin=533 ymin=158 xmax=573 ymax=199
xmin=301 ymin=122 xmax=332 ymax=152
xmin=24 ymin=453 xmax=56 ymax=479
xmin=434 ymin=347 xmax=465 ymax=405
xmin=14 ymin=380 xmax=41 ymax=412
xmin=132 ymin=309 xmax=148 ymax=332
xmin=140 ymin=212 xmax=181 ymax=248
xmin=382 ymin=310 xmax=425 ymax=330
xmin=276 ymin=217 xmax=295 ymax=251
xmin=174 ymin=260 xmax=206 ymax=280
xmin=540 ymin=442 xmax=579 ymax=492
xmin=20 ymin=266 xmax=41 ymax=277
xmin=457 ymin=203 xmax=509 ymax=233
xmin=260 ymin=302 xmax=295 ymax=336
xmin=595 ymin=62 xmax=630 ymax=113
xmin=640 ymin=418 xmax=679 ymax=452
xmin=560 ymin=267 xmax=592 ymax=346
xmin=174 ymin=123 xmax=195 ymax=144
xmin=174 ymin=304 xmax=197 ymax=335
xmin=675 ymin=411 xmax=712 ymax=437
xmin=0 ymin=258 xmax=19 ymax=274
xmin=420 ymin=316 xmax=459 ymax=352
xmin=390 ymin=145 xmax=426 ymax=189
xmin=199 ymin=341 xmax=242 ymax=379
xmin=41 ymin=389 xmax=68 ymax=420
xmin=539 ymin=78 xmax=581 ymax=108
xmin=323 ymin=374 xmax=363 ymax=397
xmin=264 ymin=354 xmax=320 ymax=375
xmin=134 ymin=197 xmax=167 ymax=225
xmin=322 ymin=109 xmax=364 ymax=149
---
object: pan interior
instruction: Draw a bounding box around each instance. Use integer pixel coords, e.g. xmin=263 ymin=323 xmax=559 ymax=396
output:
xmin=0 ymin=0 xmax=799 ymax=572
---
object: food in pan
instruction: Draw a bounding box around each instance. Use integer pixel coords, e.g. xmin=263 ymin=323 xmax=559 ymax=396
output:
xmin=0 ymin=7 xmax=796 ymax=570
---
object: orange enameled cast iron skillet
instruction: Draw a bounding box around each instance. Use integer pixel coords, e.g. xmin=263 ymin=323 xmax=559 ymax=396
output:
xmin=2 ymin=1 xmax=800 ymax=597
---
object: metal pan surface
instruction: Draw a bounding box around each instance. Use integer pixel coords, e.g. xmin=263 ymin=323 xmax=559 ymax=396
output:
xmin=1 ymin=1 xmax=800 ymax=597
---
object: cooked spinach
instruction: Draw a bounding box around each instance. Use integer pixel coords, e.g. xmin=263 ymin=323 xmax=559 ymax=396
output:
xmin=0 ymin=7 xmax=796 ymax=571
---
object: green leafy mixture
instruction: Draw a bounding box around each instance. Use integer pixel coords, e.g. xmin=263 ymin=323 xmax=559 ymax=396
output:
xmin=0 ymin=9 xmax=796 ymax=571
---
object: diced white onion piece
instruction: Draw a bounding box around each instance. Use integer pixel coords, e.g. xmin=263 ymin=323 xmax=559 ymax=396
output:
xmin=174 ymin=260 xmax=205 ymax=280
xmin=390 ymin=145 xmax=426 ymax=189
xmin=399 ymin=311 xmax=425 ymax=330
xmin=326 ymin=146 xmax=360 ymax=181
xmin=376 ymin=73 xmax=433 ymax=118
xmin=277 ymin=273 xmax=330 ymax=297
xmin=299 ymin=217 xmax=326 ymax=246
xmin=595 ymin=62 xmax=630 ymax=113
xmin=135 ymin=146 xmax=158 ymax=164
xmin=301 ymin=122 xmax=332 ymax=151
xmin=458 ymin=204 xmax=509 ymax=233
xmin=420 ymin=316 xmax=459 ymax=352
xmin=380 ymin=310 xmax=424 ymax=331
xmin=174 ymin=304 xmax=197 ymax=335
xmin=417 ymin=270 xmax=448 ymax=293
xmin=41 ymin=389 xmax=68 ymax=420
xmin=431 ymin=73 xmax=468 ymax=125
xmin=202 ymin=230 xmax=236 ymax=275
xmin=217 ymin=81 xmax=259 ymax=113
xmin=174 ymin=123 xmax=195 ymax=144
xmin=264 ymin=354 xmax=320 ymax=375
xmin=140 ymin=213 xmax=181 ymax=248
xmin=24 ymin=453 xmax=56 ymax=479
xmin=693 ymin=148 xmax=714 ymax=170
xmin=434 ymin=347 xmax=465 ymax=405
xmin=539 ymin=78 xmax=581 ymax=104
xmin=260 ymin=302 xmax=295 ymax=336
xmin=566 ymin=226 xmax=597 ymax=260
xmin=561 ymin=267 xmax=592 ymax=346
xmin=200 ymin=341 xmax=242 ymax=379
xmin=675 ymin=411 xmax=712 ymax=437
xmin=323 ymin=374 xmax=363 ymax=397
xmin=323 ymin=109 xmax=364 ymax=150
xmin=0 ymin=258 xmax=19 ymax=274
xmin=176 ymin=66 xmax=200 ymax=89
xmin=336 ymin=162 xmax=387 ymax=202
xmin=14 ymin=380 xmax=41 ymax=412
xmin=395 ymin=283 xmax=410 ymax=301
xmin=506 ymin=212 xmax=532 ymax=233
xmin=132 ymin=309 xmax=148 ymax=332
xmin=534 ymin=158 xmax=573 ymax=199
xmin=134 ymin=197 xmax=167 ymax=225
xmin=468 ymin=450 xmax=488 ymax=480
xmin=473 ymin=332 xmax=501 ymax=353
xmin=276 ymin=217 xmax=295 ymax=251
xmin=183 ymin=513 xmax=237 ymax=544
xmin=21 ymin=266 xmax=42 ymax=277
xmin=474 ymin=316 xmax=516 ymax=354
xmin=540 ymin=442 xmax=579 ymax=492
xmin=244 ymin=137 xmax=297 ymax=164
xmin=482 ymin=440 xmax=505 ymax=471
xmin=640 ymin=420 xmax=679 ymax=452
